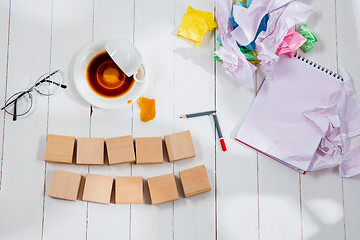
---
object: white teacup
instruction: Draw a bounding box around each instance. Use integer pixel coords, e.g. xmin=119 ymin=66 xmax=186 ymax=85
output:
xmin=73 ymin=39 xmax=147 ymax=109
xmin=105 ymin=38 xmax=146 ymax=83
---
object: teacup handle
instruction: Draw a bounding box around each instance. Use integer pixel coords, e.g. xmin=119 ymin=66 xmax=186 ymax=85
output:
xmin=133 ymin=64 xmax=146 ymax=83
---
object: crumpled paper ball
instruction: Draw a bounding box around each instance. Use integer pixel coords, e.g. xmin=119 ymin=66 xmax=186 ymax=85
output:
xmin=177 ymin=6 xmax=217 ymax=46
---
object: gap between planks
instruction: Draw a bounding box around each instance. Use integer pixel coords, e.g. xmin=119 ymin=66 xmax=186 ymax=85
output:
xmin=0 ymin=0 xmax=13 ymax=191
xmin=40 ymin=0 xmax=55 ymax=238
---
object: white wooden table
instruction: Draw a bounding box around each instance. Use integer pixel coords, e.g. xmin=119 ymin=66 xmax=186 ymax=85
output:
xmin=1 ymin=0 xmax=360 ymax=239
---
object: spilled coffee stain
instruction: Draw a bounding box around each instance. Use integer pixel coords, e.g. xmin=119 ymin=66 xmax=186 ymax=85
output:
xmin=127 ymin=100 xmax=132 ymax=104
xmin=137 ymin=97 xmax=156 ymax=122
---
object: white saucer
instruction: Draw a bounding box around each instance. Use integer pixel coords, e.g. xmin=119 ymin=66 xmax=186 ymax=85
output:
xmin=73 ymin=40 xmax=146 ymax=109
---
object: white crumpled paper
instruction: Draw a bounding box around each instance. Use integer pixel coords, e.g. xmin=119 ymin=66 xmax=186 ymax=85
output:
xmin=216 ymin=0 xmax=312 ymax=88
xmin=215 ymin=0 xmax=257 ymax=88
xmin=304 ymin=104 xmax=344 ymax=171
xmin=232 ymin=0 xmax=292 ymax=47
xmin=216 ymin=37 xmax=257 ymax=88
xmin=303 ymin=69 xmax=360 ymax=176
xmin=256 ymin=1 xmax=312 ymax=72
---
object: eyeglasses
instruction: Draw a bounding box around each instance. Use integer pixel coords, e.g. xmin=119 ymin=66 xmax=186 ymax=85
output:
xmin=1 ymin=70 xmax=66 ymax=121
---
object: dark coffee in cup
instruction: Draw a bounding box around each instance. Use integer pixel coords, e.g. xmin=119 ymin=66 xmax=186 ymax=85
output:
xmin=86 ymin=51 xmax=135 ymax=98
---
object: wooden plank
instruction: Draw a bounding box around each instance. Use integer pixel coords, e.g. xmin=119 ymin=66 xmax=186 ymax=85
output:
xmin=215 ymin=1 xmax=259 ymax=235
xmin=131 ymin=0 xmax=175 ymax=238
xmin=0 ymin=0 xmax=51 ymax=239
xmin=0 ymin=0 xmax=10 ymax=188
xmin=86 ymin=0 xmax=134 ymax=239
xmin=299 ymin=1 xmax=345 ymax=240
xmin=258 ymin=154 xmax=302 ymax=240
xmin=299 ymin=0 xmax=338 ymax=69
xmin=336 ymin=0 xmax=360 ymax=239
xmin=342 ymin=176 xmax=360 ymax=240
xmin=173 ymin=0 xmax=216 ymax=239
xmin=215 ymin=41 xmax=259 ymax=239
xmin=336 ymin=0 xmax=360 ymax=93
xmin=301 ymin=169 xmax=345 ymax=240
xmin=41 ymin=0 xmax=93 ymax=239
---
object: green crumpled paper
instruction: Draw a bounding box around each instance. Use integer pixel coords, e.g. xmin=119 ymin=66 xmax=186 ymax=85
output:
xmin=239 ymin=46 xmax=260 ymax=63
xmin=214 ymin=45 xmax=260 ymax=64
xmin=298 ymin=24 xmax=317 ymax=53
xmin=177 ymin=6 xmax=217 ymax=46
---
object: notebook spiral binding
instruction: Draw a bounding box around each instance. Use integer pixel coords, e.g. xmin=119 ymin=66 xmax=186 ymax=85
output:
xmin=293 ymin=53 xmax=344 ymax=81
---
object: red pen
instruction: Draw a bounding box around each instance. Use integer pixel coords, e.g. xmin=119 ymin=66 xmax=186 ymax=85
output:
xmin=213 ymin=114 xmax=227 ymax=151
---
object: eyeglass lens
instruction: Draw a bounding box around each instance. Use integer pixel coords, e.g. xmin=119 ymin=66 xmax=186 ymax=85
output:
xmin=4 ymin=91 xmax=33 ymax=118
xmin=34 ymin=70 xmax=64 ymax=96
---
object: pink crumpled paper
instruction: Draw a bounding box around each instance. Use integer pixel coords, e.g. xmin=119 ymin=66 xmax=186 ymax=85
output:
xmin=276 ymin=29 xmax=307 ymax=57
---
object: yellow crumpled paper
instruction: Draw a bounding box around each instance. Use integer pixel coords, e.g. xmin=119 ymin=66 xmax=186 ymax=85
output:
xmin=177 ymin=6 xmax=217 ymax=46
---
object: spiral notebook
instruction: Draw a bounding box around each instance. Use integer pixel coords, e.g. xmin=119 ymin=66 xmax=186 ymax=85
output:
xmin=235 ymin=54 xmax=347 ymax=174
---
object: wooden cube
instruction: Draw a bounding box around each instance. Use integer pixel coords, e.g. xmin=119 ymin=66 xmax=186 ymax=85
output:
xmin=179 ymin=165 xmax=211 ymax=197
xmin=76 ymin=137 xmax=104 ymax=165
xmin=147 ymin=174 xmax=178 ymax=204
xmin=115 ymin=176 xmax=143 ymax=204
xmin=48 ymin=170 xmax=82 ymax=201
xmin=135 ymin=137 xmax=163 ymax=164
xmin=44 ymin=134 xmax=76 ymax=164
xmin=164 ymin=130 xmax=196 ymax=162
xmin=106 ymin=135 xmax=135 ymax=165
xmin=82 ymin=173 xmax=113 ymax=204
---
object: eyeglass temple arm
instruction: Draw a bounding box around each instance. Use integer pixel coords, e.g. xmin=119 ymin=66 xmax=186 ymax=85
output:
xmin=13 ymin=99 xmax=17 ymax=121
xmin=1 ymin=91 xmax=28 ymax=111
xmin=33 ymin=70 xmax=66 ymax=89
xmin=38 ymin=79 xmax=67 ymax=89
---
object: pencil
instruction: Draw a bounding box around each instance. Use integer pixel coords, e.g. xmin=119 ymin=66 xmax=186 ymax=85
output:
xmin=180 ymin=110 xmax=216 ymax=119
xmin=213 ymin=114 xmax=227 ymax=151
